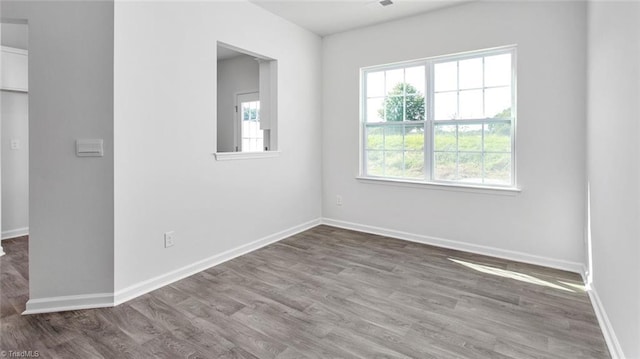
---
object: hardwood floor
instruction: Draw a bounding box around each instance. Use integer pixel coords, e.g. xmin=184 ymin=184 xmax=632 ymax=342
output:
xmin=1 ymin=226 xmax=610 ymax=358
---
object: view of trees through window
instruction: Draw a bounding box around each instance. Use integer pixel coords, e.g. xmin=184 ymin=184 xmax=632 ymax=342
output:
xmin=362 ymin=48 xmax=515 ymax=186
xmin=378 ymin=83 xmax=425 ymax=122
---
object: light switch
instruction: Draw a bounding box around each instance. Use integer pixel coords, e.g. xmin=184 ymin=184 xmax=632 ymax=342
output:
xmin=76 ymin=139 xmax=104 ymax=157
xmin=10 ymin=139 xmax=20 ymax=150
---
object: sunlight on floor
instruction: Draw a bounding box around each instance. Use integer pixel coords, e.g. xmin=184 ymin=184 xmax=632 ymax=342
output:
xmin=448 ymin=258 xmax=585 ymax=293
xmin=558 ymin=280 xmax=586 ymax=292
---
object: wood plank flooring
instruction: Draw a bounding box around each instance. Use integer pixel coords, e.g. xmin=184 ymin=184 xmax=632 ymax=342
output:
xmin=1 ymin=226 xmax=610 ymax=358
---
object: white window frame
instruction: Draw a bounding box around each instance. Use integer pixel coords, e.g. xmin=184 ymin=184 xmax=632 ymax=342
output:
xmin=359 ymin=46 xmax=518 ymax=190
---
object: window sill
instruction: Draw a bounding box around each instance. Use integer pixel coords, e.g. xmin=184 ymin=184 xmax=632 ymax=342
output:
xmin=214 ymin=151 xmax=280 ymax=161
xmin=356 ymin=176 xmax=521 ymax=196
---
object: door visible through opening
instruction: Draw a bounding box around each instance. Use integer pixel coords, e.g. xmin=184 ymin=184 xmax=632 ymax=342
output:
xmin=235 ymin=92 xmax=263 ymax=152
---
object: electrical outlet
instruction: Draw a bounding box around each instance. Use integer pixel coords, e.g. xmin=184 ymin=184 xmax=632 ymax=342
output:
xmin=10 ymin=139 xmax=20 ymax=150
xmin=336 ymin=195 xmax=343 ymax=206
xmin=164 ymin=231 xmax=175 ymax=248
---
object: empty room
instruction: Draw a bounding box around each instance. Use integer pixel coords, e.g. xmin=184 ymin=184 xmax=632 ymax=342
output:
xmin=1 ymin=0 xmax=638 ymax=358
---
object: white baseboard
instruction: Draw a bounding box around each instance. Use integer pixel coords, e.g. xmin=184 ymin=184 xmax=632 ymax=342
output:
xmin=321 ymin=218 xmax=585 ymax=274
xmin=319 ymin=220 xmax=626 ymax=354
xmin=20 ymin=217 xmax=591 ymax=318
xmin=2 ymin=227 xmax=29 ymax=240
xmin=587 ymin=286 xmax=625 ymax=359
xmin=23 ymin=292 xmax=114 ymax=315
xmin=22 ymin=219 xmax=321 ymax=314
xmin=113 ymin=218 xmax=322 ymax=305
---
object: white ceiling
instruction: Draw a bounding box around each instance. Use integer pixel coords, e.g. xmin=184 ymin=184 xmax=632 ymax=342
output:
xmin=249 ymin=0 xmax=468 ymax=37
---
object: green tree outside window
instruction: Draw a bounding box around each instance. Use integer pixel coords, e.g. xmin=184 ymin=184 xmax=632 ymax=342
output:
xmin=378 ymin=83 xmax=425 ymax=122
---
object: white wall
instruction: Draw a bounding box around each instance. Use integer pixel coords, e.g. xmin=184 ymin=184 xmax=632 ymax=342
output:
xmin=114 ymin=2 xmax=322 ymax=294
xmin=322 ymin=1 xmax=587 ymax=270
xmin=587 ymin=2 xmax=640 ymax=358
xmin=1 ymin=23 xmax=27 ymax=50
xmin=217 ymin=54 xmax=259 ymax=152
xmin=1 ymin=90 xmax=28 ymax=239
xmin=1 ymin=1 xmax=114 ymax=303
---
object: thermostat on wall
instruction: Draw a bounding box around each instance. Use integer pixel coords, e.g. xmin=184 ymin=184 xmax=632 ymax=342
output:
xmin=76 ymin=139 xmax=104 ymax=157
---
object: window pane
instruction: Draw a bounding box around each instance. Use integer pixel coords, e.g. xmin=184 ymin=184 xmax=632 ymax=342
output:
xmin=405 ymin=95 xmax=425 ymax=121
xmin=484 ymin=153 xmax=511 ymax=184
xmin=484 ymin=123 xmax=511 ymax=152
xmin=458 ymin=89 xmax=483 ymax=119
xmin=458 ymin=152 xmax=482 ymax=183
xmin=435 ymin=61 xmax=457 ymax=92
xmin=405 ymin=151 xmax=424 ymax=179
xmin=384 ymin=96 xmax=405 ymax=122
xmin=242 ymin=103 xmax=250 ymax=120
xmin=384 ymin=151 xmax=404 ymax=177
xmin=367 ymin=98 xmax=385 ymax=122
xmin=365 ymin=126 xmax=383 ymax=150
xmin=250 ymin=103 xmax=255 ymax=119
xmin=384 ymin=125 xmax=404 ymax=150
xmin=404 ymin=124 xmax=424 ymax=151
xmin=242 ymin=121 xmax=248 ymax=135
xmin=485 ymin=87 xmax=511 ymax=118
xmin=367 ymin=71 xmax=385 ymax=97
xmin=459 ymin=58 xmax=483 ymax=89
xmin=458 ymin=124 xmax=482 ymax=151
xmin=434 ymin=152 xmax=457 ymax=180
xmin=435 ymin=92 xmax=457 ymax=120
xmin=405 ymin=66 xmax=425 ymax=94
xmin=485 ymin=53 xmax=511 ymax=87
xmin=366 ymin=150 xmax=384 ymax=176
xmin=434 ymin=124 xmax=456 ymax=151
xmin=385 ymin=69 xmax=404 ymax=96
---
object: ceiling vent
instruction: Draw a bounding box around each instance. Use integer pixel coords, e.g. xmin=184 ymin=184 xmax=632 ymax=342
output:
xmin=379 ymin=0 xmax=393 ymax=6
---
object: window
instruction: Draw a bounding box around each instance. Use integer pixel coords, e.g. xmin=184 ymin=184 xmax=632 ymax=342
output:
xmin=361 ymin=46 xmax=516 ymax=188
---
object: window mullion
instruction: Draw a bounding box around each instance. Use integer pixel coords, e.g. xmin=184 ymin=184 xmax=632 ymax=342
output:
xmin=481 ymin=121 xmax=486 ymax=184
xmin=456 ymin=60 xmax=460 ymax=120
xmin=510 ymin=49 xmax=517 ymax=187
xmin=382 ymin=150 xmax=386 ymax=177
xmin=455 ymin=124 xmax=459 ymax=180
xmin=481 ymin=56 xmax=486 ymax=184
xmin=402 ymin=69 xmax=407 ymax=177
xmin=425 ymin=61 xmax=433 ymax=181
xmin=361 ymin=72 xmax=367 ymax=176
xmin=362 ymin=124 xmax=367 ymax=176
xmin=383 ymin=71 xmax=388 ymax=122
